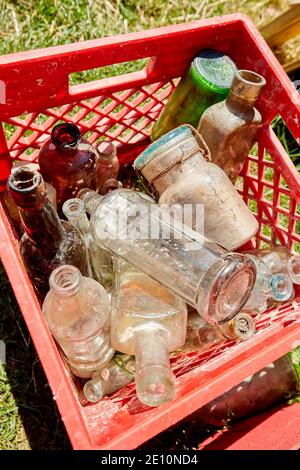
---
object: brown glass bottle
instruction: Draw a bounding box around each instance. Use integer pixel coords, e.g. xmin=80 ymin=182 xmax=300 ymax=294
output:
xmin=38 ymin=123 xmax=99 ymax=211
xmin=198 ymin=70 xmax=266 ymax=182
xmin=8 ymin=167 xmax=90 ymax=301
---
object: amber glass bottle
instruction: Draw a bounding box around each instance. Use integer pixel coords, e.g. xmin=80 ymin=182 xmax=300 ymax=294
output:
xmin=198 ymin=70 xmax=266 ymax=181
xmin=38 ymin=123 xmax=99 ymax=211
xmin=8 ymin=167 xmax=90 ymax=301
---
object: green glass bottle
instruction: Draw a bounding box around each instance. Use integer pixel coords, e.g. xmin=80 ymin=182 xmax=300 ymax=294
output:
xmin=151 ymin=49 xmax=237 ymax=141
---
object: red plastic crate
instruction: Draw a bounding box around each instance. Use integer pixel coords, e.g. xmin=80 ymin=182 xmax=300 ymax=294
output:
xmin=0 ymin=14 xmax=300 ymax=450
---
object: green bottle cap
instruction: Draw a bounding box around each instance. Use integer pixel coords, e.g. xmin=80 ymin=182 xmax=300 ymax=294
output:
xmin=134 ymin=125 xmax=193 ymax=170
xmin=190 ymin=49 xmax=237 ymax=94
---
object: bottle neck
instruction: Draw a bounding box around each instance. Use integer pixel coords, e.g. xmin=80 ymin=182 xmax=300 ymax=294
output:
xmin=62 ymin=198 xmax=90 ymax=237
xmin=9 ymin=167 xmax=64 ymax=249
xmin=134 ymin=327 xmax=175 ymax=407
xmin=51 ymin=123 xmax=81 ymax=152
xmin=77 ymin=189 xmax=103 ymax=215
xmin=49 ymin=265 xmax=82 ymax=297
xmin=226 ymin=92 xmax=256 ymax=112
xmin=226 ymin=69 xmax=266 ymax=112
xmin=19 ymin=200 xmax=64 ymax=249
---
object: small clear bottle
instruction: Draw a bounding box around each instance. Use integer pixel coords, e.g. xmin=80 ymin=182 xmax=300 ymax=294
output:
xmin=243 ymin=246 xmax=300 ymax=285
xmin=96 ymin=140 xmax=120 ymax=192
xmin=244 ymin=257 xmax=294 ymax=312
xmin=83 ymin=354 xmax=135 ymax=403
xmin=62 ymin=198 xmax=113 ymax=288
xmin=110 ymin=258 xmax=187 ymax=406
xmin=42 ymin=265 xmax=114 ymax=379
xmin=186 ymin=310 xmax=255 ymax=351
xmin=79 ymin=188 xmax=257 ymax=325
xmin=198 ymin=69 xmax=266 ymax=182
xmin=134 ymin=125 xmax=258 ymax=250
xmin=151 ymin=49 xmax=237 ymax=140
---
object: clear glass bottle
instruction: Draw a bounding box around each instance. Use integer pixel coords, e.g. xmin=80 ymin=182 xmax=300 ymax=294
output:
xmin=42 ymin=265 xmax=114 ymax=379
xmin=96 ymin=140 xmax=119 ymax=192
xmin=243 ymin=246 xmax=300 ymax=285
xmin=186 ymin=310 xmax=255 ymax=351
xmin=198 ymin=70 xmax=266 ymax=182
xmin=83 ymin=354 xmax=135 ymax=403
xmin=111 ymin=258 xmax=187 ymax=407
xmin=79 ymin=188 xmax=257 ymax=325
xmin=243 ymin=257 xmax=294 ymax=313
xmin=62 ymin=198 xmax=113 ymax=288
xmin=134 ymin=125 xmax=258 ymax=250
xmin=8 ymin=168 xmax=90 ymax=301
xmin=38 ymin=123 xmax=99 ymax=211
xmin=151 ymin=49 xmax=237 ymax=141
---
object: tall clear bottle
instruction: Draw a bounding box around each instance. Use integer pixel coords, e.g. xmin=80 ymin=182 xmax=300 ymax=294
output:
xmin=42 ymin=265 xmax=114 ymax=378
xmin=80 ymin=188 xmax=257 ymax=325
xmin=8 ymin=168 xmax=90 ymax=301
xmin=111 ymin=258 xmax=187 ymax=406
xmin=62 ymin=198 xmax=113 ymax=288
xmin=198 ymin=70 xmax=266 ymax=181
xmin=134 ymin=125 xmax=258 ymax=250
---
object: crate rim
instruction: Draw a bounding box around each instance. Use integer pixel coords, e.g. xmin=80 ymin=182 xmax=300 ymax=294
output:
xmin=0 ymin=14 xmax=300 ymax=450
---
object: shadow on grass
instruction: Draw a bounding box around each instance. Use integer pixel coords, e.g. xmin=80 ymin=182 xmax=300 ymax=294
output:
xmin=0 ymin=262 xmax=71 ymax=450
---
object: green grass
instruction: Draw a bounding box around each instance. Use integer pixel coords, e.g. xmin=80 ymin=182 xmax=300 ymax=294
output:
xmin=0 ymin=0 xmax=299 ymax=451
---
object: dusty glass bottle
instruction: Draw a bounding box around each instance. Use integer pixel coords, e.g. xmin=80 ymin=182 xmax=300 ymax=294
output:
xmin=8 ymin=168 xmax=90 ymax=301
xmin=42 ymin=265 xmax=114 ymax=378
xmin=3 ymin=163 xmax=57 ymax=233
xmin=62 ymin=198 xmax=113 ymax=288
xmin=96 ymin=140 xmax=119 ymax=192
xmin=151 ymin=49 xmax=237 ymax=141
xmin=134 ymin=125 xmax=258 ymax=250
xmin=243 ymin=246 xmax=300 ymax=285
xmin=185 ymin=310 xmax=255 ymax=351
xmin=198 ymin=70 xmax=266 ymax=181
xmin=185 ymin=350 xmax=300 ymax=428
xmin=80 ymin=188 xmax=257 ymax=325
xmin=38 ymin=123 xmax=99 ymax=211
xmin=243 ymin=256 xmax=294 ymax=313
xmin=83 ymin=354 xmax=135 ymax=403
xmin=110 ymin=258 xmax=187 ymax=406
